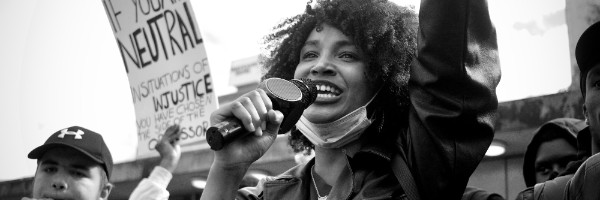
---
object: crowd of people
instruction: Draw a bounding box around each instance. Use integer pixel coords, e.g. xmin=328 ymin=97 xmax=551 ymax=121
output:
xmin=16 ymin=0 xmax=600 ymax=199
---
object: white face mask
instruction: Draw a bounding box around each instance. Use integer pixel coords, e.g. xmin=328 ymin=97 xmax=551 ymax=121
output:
xmin=295 ymin=93 xmax=377 ymax=149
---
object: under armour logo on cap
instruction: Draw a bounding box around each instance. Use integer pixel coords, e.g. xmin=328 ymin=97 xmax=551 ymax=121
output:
xmin=28 ymin=126 xmax=114 ymax=180
xmin=58 ymin=128 xmax=85 ymax=139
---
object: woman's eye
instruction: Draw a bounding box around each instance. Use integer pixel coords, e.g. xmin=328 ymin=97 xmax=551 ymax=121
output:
xmin=302 ymin=52 xmax=318 ymax=59
xmin=339 ymin=52 xmax=359 ymax=61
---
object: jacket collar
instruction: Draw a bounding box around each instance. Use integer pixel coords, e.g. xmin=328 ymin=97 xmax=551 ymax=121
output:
xmin=261 ymin=127 xmax=396 ymax=199
xmin=261 ymin=156 xmax=357 ymax=200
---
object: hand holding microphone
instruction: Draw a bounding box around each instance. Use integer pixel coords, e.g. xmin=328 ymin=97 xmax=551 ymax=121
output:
xmin=207 ymin=78 xmax=317 ymax=150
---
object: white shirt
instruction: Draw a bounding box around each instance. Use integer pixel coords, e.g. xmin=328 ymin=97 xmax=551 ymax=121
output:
xmin=129 ymin=166 xmax=172 ymax=200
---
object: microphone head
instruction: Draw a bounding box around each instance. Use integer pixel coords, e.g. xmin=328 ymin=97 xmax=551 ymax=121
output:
xmin=291 ymin=78 xmax=317 ymax=108
xmin=260 ymin=78 xmax=303 ymax=102
xmin=258 ymin=78 xmax=318 ymax=134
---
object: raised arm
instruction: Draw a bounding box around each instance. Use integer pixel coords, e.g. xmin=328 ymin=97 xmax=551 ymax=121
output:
xmin=406 ymin=0 xmax=501 ymax=199
xmin=129 ymin=125 xmax=182 ymax=200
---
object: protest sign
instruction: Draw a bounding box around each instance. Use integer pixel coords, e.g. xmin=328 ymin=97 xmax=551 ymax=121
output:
xmin=103 ymin=0 xmax=217 ymax=158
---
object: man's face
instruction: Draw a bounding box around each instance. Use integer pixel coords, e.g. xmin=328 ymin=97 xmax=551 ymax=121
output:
xmin=32 ymin=147 xmax=110 ymax=200
xmin=534 ymin=138 xmax=577 ymax=183
xmin=584 ymin=63 xmax=600 ymax=153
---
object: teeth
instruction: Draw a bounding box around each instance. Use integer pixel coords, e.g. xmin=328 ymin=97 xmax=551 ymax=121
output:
xmin=317 ymin=85 xmax=336 ymax=92
xmin=316 ymin=84 xmax=340 ymax=94
xmin=317 ymin=93 xmax=336 ymax=98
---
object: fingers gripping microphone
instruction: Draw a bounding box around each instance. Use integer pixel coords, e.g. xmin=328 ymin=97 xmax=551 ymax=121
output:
xmin=206 ymin=78 xmax=317 ymax=150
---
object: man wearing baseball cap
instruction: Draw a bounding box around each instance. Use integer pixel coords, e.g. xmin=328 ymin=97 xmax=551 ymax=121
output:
xmin=23 ymin=126 xmax=114 ymax=200
xmin=563 ymin=20 xmax=600 ymax=200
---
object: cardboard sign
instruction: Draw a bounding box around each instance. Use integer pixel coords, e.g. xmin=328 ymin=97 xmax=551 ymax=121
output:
xmin=103 ymin=0 xmax=217 ymax=158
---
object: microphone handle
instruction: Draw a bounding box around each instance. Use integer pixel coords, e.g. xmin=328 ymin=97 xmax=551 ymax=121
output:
xmin=206 ymin=118 xmax=246 ymax=150
xmin=206 ymin=94 xmax=286 ymax=150
xmin=206 ymin=96 xmax=288 ymax=150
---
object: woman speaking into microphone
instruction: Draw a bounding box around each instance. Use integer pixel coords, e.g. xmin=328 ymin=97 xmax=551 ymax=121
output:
xmin=200 ymin=0 xmax=501 ymax=199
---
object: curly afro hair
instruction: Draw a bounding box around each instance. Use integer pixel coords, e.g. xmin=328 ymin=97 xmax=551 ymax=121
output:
xmin=260 ymin=0 xmax=418 ymax=153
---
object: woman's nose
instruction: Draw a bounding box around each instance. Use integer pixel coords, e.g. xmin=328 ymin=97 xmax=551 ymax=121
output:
xmin=310 ymin=58 xmax=336 ymax=76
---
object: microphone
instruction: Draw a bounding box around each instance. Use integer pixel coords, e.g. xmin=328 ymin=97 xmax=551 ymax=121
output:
xmin=206 ymin=78 xmax=317 ymax=150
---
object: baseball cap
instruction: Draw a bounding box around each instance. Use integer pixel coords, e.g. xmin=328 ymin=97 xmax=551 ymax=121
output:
xmin=28 ymin=126 xmax=113 ymax=180
xmin=577 ymin=21 xmax=600 ymax=98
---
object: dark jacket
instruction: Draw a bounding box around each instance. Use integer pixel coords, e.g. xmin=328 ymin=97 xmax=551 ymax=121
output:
xmin=522 ymin=118 xmax=584 ymax=187
xmin=561 ymin=126 xmax=597 ymax=200
xmin=564 ymin=152 xmax=600 ymax=200
xmin=236 ymin=0 xmax=501 ymax=199
xmin=238 ymin=134 xmax=406 ymax=200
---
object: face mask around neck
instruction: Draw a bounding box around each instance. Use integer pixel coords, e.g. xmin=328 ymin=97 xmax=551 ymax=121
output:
xmin=295 ymin=92 xmax=378 ymax=149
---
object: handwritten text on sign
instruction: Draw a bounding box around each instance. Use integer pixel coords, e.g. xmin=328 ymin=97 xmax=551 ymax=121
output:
xmin=103 ymin=0 xmax=217 ymax=158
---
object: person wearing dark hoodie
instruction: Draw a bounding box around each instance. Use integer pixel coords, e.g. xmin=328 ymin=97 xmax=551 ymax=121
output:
xmin=515 ymin=118 xmax=585 ymax=200
xmin=523 ymin=118 xmax=584 ymax=186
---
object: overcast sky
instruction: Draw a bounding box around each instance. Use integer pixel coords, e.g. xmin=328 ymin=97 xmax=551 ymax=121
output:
xmin=0 ymin=0 xmax=571 ymax=181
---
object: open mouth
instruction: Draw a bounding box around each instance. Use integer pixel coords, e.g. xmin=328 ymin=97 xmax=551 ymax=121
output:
xmin=311 ymin=80 xmax=342 ymax=99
